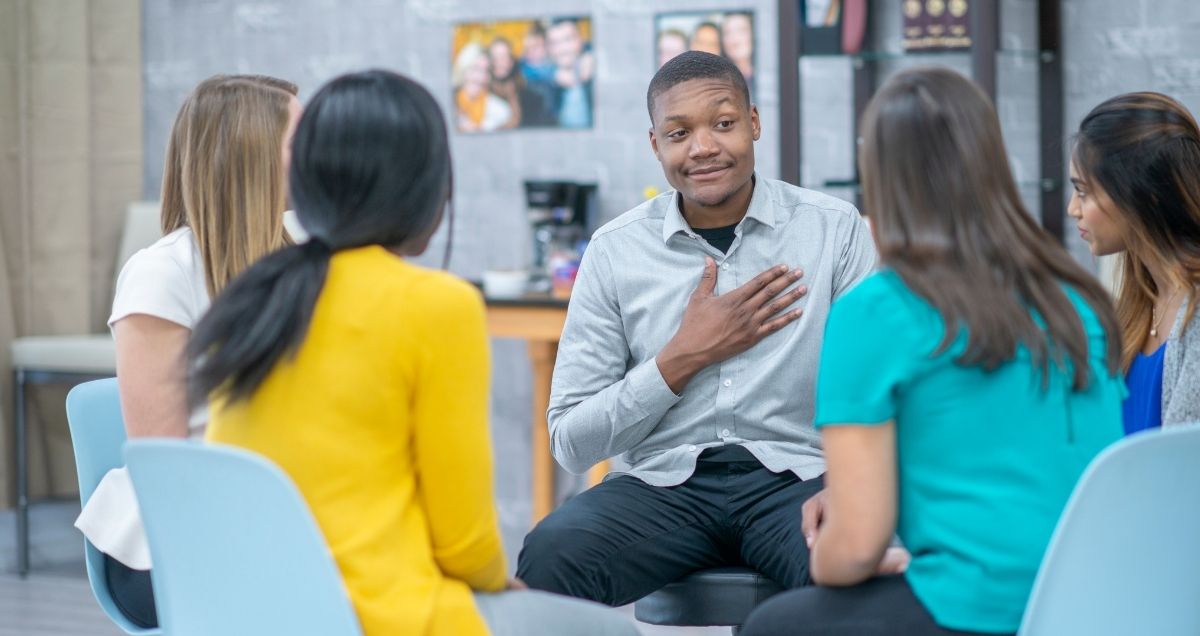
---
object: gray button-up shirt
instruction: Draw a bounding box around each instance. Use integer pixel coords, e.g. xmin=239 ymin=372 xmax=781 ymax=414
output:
xmin=549 ymin=176 xmax=877 ymax=486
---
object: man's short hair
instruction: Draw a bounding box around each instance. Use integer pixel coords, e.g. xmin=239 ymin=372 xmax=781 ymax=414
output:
xmin=646 ymin=51 xmax=750 ymax=122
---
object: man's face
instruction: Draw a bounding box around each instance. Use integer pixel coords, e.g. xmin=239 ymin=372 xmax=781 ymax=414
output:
xmin=649 ymin=78 xmax=759 ymax=211
xmin=547 ymin=22 xmax=583 ymax=69
xmin=523 ymin=32 xmax=547 ymax=63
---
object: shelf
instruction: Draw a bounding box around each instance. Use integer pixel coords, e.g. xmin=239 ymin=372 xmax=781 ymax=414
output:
xmin=809 ymin=178 xmax=1061 ymax=193
xmin=799 ymin=48 xmax=1049 ymax=63
xmin=781 ymin=0 xmax=1065 ymax=242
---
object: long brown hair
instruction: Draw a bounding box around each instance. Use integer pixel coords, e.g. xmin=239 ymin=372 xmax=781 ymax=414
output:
xmin=859 ymin=67 xmax=1120 ymax=388
xmin=1074 ymin=92 xmax=1200 ymax=368
xmin=160 ymin=75 xmax=297 ymax=235
xmin=159 ymin=75 xmax=297 ymax=297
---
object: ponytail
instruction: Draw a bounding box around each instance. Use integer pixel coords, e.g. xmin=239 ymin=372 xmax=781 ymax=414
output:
xmin=188 ymin=239 xmax=331 ymax=408
xmin=188 ymin=69 xmax=454 ymax=409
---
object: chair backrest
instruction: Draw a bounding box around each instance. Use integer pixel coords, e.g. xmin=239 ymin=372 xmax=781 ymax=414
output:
xmin=1019 ymin=424 xmax=1200 ymax=635
xmin=65 ymin=378 xmax=160 ymax=635
xmin=125 ymin=440 xmax=362 ymax=636
xmin=113 ymin=201 xmax=163 ymax=290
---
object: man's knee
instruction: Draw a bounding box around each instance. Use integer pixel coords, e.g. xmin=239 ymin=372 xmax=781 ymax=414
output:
xmin=516 ymin=512 xmax=610 ymax=601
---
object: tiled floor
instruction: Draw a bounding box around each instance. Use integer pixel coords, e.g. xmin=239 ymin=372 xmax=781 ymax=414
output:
xmin=0 ymin=502 xmax=727 ymax=635
xmin=0 ymin=502 xmax=123 ymax=635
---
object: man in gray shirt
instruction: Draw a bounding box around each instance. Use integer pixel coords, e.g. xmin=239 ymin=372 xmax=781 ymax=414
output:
xmin=516 ymin=51 xmax=877 ymax=604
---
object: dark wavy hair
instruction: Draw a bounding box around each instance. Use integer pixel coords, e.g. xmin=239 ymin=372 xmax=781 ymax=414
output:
xmin=188 ymin=69 xmax=453 ymax=407
xmin=859 ymin=67 xmax=1120 ymax=389
xmin=1074 ymin=91 xmax=1200 ymax=368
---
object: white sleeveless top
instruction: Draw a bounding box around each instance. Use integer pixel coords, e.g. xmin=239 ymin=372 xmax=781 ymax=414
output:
xmin=74 ymin=227 xmax=209 ymax=569
xmin=76 ymin=213 xmax=306 ymax=569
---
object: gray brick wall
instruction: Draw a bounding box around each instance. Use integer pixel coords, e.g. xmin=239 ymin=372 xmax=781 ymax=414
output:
xmin=140 ymin=0 xmax=1200 ymax=566
xmin=1062 ymin=0 xmax=1200 ymax=265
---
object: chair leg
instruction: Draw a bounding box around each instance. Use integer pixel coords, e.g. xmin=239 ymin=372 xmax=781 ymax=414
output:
xmin=34 ymin=383 xmax=57 ymax=498
xmin=14 ymin=369 xmax=29 ymax=577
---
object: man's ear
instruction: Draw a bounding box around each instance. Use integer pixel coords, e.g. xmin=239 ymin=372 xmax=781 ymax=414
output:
xmin=750 ymin=105 xmax=761 ymax=141
xmin=649 ymin=127 xmax=662 ymax=161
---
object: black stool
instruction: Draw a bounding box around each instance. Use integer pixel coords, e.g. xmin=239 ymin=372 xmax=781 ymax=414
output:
xmin=634 ymin=567 xmax=784 ymax=634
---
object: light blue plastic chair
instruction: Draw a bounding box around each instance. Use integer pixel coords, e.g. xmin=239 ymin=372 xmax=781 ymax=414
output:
xmin=1019 ymin=424 xmax=1200 ymax=635
xmin=65 ymin=378 xmax=161 ymax=635
xmin=125 ymin=439 xmax=362 ymax=636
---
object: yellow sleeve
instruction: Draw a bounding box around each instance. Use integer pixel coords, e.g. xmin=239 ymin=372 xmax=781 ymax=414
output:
xmin=411 ymin=277 xmax=506 ymax=592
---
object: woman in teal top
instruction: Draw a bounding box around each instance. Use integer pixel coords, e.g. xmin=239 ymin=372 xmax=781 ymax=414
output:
xmin=742 ymin=67 xmax=1125 ymax=636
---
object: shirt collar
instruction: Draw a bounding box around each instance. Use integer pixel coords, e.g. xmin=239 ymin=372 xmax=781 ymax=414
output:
xmin=660 ymin=174 xmax=777 ymax=244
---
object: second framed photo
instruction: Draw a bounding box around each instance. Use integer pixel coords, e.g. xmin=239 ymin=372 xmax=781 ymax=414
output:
xmin=655 ymin=10 xmax=756 ymax=99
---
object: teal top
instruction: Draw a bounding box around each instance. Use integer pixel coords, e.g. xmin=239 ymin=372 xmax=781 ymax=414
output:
xmin=815 ymin=270 xmax=1124 ymax=633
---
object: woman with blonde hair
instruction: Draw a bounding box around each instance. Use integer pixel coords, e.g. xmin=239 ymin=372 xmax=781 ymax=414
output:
xmin=1068 ymin=91 xmax=1200 ymax=434
xmin=74 ymin=74 xmax=302 ymax=628
xmin=453 ymin=41 xmax=513 ymax=132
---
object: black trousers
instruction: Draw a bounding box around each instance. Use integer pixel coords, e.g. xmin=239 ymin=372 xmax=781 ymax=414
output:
xmin=740 ymin=575 xmax=1015 ymax=636
xmin=516 ymin=446 xmax=824 ymax=606
xmin=103 ymin=554 xmax=159 ymax=629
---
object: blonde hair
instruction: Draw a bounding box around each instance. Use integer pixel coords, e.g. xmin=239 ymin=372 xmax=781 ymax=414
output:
xmin=452 ymin=42 xmax=488 ymax=88
xmin=159 ymin=75 xmax=295 ymax=297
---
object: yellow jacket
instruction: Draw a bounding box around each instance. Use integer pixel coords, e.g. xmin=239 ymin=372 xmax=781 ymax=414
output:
xmin=208 ymin=245 xmax=505 ymax=635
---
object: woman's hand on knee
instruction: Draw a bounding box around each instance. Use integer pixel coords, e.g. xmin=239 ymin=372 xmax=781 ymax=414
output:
xmin=874 ymin=547 xmax=910 ymax=575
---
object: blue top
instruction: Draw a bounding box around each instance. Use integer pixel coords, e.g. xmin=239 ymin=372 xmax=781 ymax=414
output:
xmin=1122 ymin=343 xmax=1165 ymax=435
xmin=815 ymin=270 xmax=1124 ymax=633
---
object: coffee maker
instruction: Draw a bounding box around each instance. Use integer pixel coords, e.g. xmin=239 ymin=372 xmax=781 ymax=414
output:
xmin=524 ymin=180 xmax=596 ymax=293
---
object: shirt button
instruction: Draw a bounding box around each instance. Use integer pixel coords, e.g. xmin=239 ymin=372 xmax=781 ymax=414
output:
xmin=721 ymin=429 xmax=731 ymax=437
xmin=721 ymin=263 xmax=730 ymax=271
xmin=688 ymin=445 xmax=698 ymax=452
xmin=723 ymin=379 xmax=732 ymax=387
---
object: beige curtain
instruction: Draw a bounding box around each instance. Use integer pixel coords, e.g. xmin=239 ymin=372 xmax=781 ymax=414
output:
xmin=0 ymin=0 xmax=142 ymax=507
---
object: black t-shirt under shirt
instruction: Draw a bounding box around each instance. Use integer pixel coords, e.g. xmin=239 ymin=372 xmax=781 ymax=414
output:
xmin=693 ymin=222 xmax=739 ymax=254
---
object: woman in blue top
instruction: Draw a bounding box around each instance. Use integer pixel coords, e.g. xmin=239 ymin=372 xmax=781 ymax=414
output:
xmin=1068 ymin=92 xmax=1200 ymax=434
xmin=741 ymin=67 xmax=1125 ymax=635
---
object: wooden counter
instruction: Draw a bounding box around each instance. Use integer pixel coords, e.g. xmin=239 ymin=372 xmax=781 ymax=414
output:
xmin=484 ymin=293 xmax=609 ymax=524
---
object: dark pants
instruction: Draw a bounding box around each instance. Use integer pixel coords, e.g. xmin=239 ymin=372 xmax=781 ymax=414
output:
xmin=516 ymin=446 xmax=824 ymax=606
xmin=103 ymin=554 xmax=159 ymax=629
xmin=741 ymin=575 xmax=1015 ymax=636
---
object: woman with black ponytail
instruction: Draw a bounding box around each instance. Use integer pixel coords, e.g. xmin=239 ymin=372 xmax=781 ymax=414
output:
xmin=190 ymin=70 xmax=636 ymax=636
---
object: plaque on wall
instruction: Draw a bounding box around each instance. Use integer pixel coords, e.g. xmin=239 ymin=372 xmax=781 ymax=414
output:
xmin=902 ymin=0 xmax=971 ymax=51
